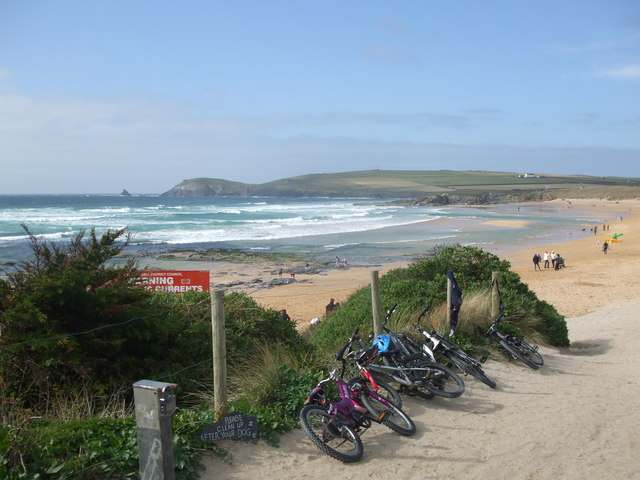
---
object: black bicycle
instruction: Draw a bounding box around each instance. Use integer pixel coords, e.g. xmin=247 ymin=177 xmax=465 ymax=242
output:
xmin=486 ymin=313 xmax=544 ymax=370
xmin=367 ymin=305 xmax=465 ymax=399
xmin=406 ymin=306 xmax=496 ymax=389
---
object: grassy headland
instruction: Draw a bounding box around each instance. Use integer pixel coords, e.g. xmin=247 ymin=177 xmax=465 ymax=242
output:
xmin=161 ymin=169 xmax=640 ymax=203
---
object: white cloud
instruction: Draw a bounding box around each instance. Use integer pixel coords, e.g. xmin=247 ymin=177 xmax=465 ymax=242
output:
xmin=1 ymin=88 xmax=638 ymax=194
xmin=598 ymin=64 xmax=640 ymax=80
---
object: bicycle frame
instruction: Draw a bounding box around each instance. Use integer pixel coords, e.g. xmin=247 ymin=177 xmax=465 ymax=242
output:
xmin=486 ymin=313 xmax=541 ymax=357
xmin=367 ymin=304 xmax=444 ymax=387
xmin=486 ymin=313 xmax=513 ymax=343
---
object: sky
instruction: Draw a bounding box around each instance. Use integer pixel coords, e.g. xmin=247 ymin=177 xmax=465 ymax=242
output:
xmin=1 ymin=1 xmax=639 ymax=194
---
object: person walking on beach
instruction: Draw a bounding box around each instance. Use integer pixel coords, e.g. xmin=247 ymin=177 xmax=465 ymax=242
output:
xmin=550 ymin=250 xmax=557 ymax=269
xmin=603 ymin=241 xmax=609 ymax=254
xmin=533 ymin=253 xmax=541 ymax=271
xmin=543 ymin=251 xmax=550 ymax=268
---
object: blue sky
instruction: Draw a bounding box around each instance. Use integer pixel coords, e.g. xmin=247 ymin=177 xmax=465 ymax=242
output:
xmin=1 ymin=1 xmax=639 ymax=194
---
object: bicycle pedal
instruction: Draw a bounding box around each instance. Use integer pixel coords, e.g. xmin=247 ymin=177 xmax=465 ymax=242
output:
xmin=479 ymin=355 xmax=487 ymax=364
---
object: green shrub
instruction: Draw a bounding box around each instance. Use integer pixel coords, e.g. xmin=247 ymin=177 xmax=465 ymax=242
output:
xmin=0 ymin=227 xmax=159 ymax=416
xmin=0 ymin=410 xmax=226 ymax=480
xmin=311 ymin=245 xmax=569 ymax=356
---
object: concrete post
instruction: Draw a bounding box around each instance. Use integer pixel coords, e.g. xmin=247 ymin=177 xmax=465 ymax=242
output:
xmin=133 ymin=379 xmax=177 ymax=480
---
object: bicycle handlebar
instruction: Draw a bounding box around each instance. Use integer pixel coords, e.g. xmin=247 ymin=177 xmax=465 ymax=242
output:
xmin=335 ymin=327 xmax=360 ymax=361
xmin=384 ymin=304 xmax=398 ymax=321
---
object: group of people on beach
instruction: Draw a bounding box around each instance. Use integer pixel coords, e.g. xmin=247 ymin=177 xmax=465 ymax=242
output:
xmin=532 ymin=250 xmax=564 ymax=271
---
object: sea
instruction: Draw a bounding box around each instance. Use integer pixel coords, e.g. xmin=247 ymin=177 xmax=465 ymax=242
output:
xmin=0 ymin=194 xmax=615 ymax=272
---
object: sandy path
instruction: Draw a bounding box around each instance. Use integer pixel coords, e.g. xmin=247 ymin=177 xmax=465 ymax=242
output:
xmin=203 ymin=300 xmax=640 ymax=479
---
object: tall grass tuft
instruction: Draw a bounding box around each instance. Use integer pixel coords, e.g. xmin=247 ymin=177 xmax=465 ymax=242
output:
xmin=0 ymin=381 xmax=133 ymax=425
xmin=227 ymin=342 xmax=316 ymax=406
xmin=394 ymin=288 xmax=546 ymax=343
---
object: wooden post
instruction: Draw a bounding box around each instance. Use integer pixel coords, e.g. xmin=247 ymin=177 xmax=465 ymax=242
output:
xmin=211 ymin=289 xmax=227 ymax=418
xmin=371 ymin=270 xmax=382 ymax=336
xmin=447 ymin=275 xmax=453 ymax=327
xmin=491 ymin=272 xmax=500 ymax=320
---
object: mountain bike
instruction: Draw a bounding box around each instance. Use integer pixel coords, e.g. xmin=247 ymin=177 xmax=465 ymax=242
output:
xmin=367 ymin=305 xmax=465 ymax=399
xmin=299 ymin=328 xmax=414 ymax=462
xmin=485 ymin=312 xmax=544 ymax=370
xmin=405 ymin=306 xmax=496 ymax=389
xmin=346 ymin=342 xmax=414 ymax=436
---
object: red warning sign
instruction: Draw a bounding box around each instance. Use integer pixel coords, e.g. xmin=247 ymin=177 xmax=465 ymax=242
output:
xmin=139 ymin=271 xmax=210 ymax=293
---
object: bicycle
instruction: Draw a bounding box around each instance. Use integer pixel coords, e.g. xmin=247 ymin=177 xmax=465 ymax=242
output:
xmin=347 ymin=342 xmax=414 ymax=436
xmin=486 ymin=312 xmax=544 ymax=370
xmin=406 ymin=306 xmax=496 ymax=389
xmin=366 ymin=305 xmax=466 ymax=399
xmin=299 ymin=328 xmax=415 ymax=463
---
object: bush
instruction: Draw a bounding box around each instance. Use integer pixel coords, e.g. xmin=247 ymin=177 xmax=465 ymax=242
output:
xmin=311 ymin=245 xmax=570 ymax=356
xmin=145 ymin=291 xmax=313 ymax=397
xmin=0 ymin=410 xmax=224 ymax=480
xmin=0 ymin=227 xmax=159 ymax=417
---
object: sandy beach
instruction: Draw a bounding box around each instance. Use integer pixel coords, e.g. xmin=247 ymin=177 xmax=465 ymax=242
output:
xmin=199 ymin=198 xmax=640 ymax=479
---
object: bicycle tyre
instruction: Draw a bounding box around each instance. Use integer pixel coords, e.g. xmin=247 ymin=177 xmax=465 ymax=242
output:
xmin=417 ymin=361 xmax=465 ymax=398
xmin=360 ymin=392 xmax=416 ymax=436
xmin=446 ymin=351 xmax=497 ymax=389
xmin=348 ymin=376 xmax=403 ymax=410
xmin=500 ymin=339 xmax=539 ymax=370
xmin=519 ymin=339 xmax=544 ymax=366
xmin=299 ymin=405 xmax=364 ymax=463
xmin=369 ymin=357 xmax=434 ymax=400
xmin=367 ymin=378 xmax=403 ymax=409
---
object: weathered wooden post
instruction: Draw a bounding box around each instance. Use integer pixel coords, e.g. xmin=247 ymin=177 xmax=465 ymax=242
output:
xmin=491 ymin=271 xmax=500 ymax=320
xmin=211 ymin=289 xmax=227 ymax=418
xmin=371 ymin=270 xmax=382 ymax=336
xmin=447 ymin=274 xmax=453 ymax=327
xmin=133 ymin=380 xmax=177 ymax=480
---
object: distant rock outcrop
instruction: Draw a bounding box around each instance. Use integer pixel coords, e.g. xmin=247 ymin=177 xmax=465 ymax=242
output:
xmin=120 ymin=189 xmax=132 ymax=196
xmin=160 ymin=178 xmax=251 ymax=197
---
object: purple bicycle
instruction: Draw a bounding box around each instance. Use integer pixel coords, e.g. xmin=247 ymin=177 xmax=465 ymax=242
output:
xmin=299 ymin=328 xmax=415 ymax=462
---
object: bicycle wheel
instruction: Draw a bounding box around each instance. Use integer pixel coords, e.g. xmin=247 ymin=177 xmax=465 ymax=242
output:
xmin=519 ymin=338 xmax=544 ymax=366
xmin=370 ymin=379 xmax=403 ymax=409
xmin=360 ymin=392 xmax=416 ymax=436
xmin=349 ymin=377 xmax=403 ymax=409
xmin=446 ymin=351 xmax=497 ymax=389
xmin=299 ymin=405 xmax=364 ymax=463
xmin=500 ymin=339 xmax=539 ymax=370
xmin=417 ymin=361 xmax=465 ymax=398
